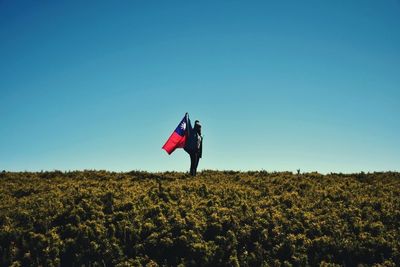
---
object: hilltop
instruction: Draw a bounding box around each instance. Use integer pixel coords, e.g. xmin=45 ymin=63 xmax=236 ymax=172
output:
xmin=1 ymin=170 xmax=399 ymax=266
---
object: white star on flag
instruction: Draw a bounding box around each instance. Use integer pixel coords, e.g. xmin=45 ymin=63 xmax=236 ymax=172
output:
xmin=180 ymin=121 xmax=186 ymax=130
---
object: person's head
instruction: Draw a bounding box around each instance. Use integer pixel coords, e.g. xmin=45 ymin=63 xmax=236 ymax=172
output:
xmin=194 ymin=120 xmax=201 ymax=134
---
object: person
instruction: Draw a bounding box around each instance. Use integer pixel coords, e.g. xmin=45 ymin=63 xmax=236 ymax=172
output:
xmin=185 ymin=120 xmax=203 ymax=176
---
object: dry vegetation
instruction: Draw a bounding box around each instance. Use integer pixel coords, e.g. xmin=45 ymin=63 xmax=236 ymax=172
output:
xmin=0 ymin=170 xmax=399 ymax=266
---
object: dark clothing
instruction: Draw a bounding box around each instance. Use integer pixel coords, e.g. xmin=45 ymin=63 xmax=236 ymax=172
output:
xmin=184 ymin=119 xmax=202 ymax=176
xmin=188 ymin=135 xmax=202 ymax=176
xmin=185 ymin=132 xmax=201 ymax=153
xmin=190 ymin=152 xmax=200 ymax=176
xmin=185 ymin=132 xmax=202 ymax=176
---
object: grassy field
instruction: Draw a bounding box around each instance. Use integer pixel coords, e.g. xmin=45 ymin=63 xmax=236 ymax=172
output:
xmin=0 ymin=170 xmax=399 ymax=266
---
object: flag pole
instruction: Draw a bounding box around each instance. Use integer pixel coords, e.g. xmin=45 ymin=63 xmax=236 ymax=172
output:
xmin=185 ymin=112 xmax=189 ymax=136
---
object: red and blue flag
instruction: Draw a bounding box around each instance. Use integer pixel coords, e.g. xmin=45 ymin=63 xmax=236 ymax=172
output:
xmin=162 ymin=113 xmax=191 ymax=154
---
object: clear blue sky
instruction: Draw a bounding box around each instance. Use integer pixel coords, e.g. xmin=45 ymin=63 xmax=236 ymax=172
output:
xmin=1 ymin=1 xmax=399 ymax=173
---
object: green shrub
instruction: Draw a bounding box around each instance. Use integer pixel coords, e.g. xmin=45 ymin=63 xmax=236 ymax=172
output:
xmin=0 ymin=171 xmax=399 ymax=266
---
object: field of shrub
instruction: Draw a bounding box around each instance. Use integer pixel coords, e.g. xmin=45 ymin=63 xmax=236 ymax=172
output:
xmin=0 ymin=170 xmax=399 ymax=266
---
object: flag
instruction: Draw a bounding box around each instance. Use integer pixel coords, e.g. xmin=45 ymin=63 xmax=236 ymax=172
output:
xmin=162 ymin=113 xmax=192 ymax=155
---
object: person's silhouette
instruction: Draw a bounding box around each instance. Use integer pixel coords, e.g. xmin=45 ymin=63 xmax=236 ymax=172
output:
xmin=185 ymin=120 xmax=203 ymax=176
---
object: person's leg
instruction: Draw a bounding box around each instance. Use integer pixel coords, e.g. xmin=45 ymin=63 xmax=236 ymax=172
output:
xmin=193 ymin=153 xmax=200 ymax=176
xmin=189 ymin=153 xmax=195 ymax=176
